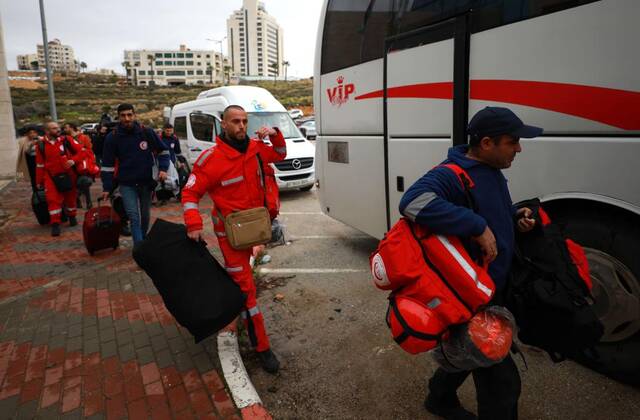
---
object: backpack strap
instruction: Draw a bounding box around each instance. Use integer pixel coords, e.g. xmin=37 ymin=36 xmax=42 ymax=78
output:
xmin=436 ymin=163 xmax=477 ymax=212
xmin=255 ymin=153 xmax=268 ymax=207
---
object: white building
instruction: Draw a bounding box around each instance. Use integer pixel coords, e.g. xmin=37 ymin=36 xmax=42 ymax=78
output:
xmin=36 ymin=39 xmax=77 ymax=72
xmin=123 ymin=45 xmax=230 ymax=87
xmin=16 ymin=53 xmax=38 ymax=70
xmin=227 ymin=0 xmax=285 ymax=78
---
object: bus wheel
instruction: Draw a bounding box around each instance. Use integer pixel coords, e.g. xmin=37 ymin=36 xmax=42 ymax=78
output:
xmin=549 ymin=205 xmax=640 ymax=386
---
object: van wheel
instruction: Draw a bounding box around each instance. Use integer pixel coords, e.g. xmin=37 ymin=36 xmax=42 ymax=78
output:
xmin=299 ymin=185 xmax=313 ymax=192
xmin=548 ymin=204 xmax=640 ymax=386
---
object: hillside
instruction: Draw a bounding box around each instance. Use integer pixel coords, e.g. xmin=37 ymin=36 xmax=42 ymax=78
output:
xmin=10 ymin=74 xmax=313 ymax=128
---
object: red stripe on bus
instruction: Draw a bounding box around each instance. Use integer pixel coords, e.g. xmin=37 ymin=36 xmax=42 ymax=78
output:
xmin=355 ymin=82 xmax=453 ymax=100
xmin=354 ymin=80 xmax=640 ymax=130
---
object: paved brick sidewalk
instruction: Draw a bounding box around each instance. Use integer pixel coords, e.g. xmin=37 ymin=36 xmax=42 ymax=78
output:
xmin=0 ymin=181 xmax=241 ymax=419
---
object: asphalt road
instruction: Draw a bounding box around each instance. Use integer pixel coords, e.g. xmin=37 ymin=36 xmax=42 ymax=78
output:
xmin=243 ymin=188 xmax=640 ymax=419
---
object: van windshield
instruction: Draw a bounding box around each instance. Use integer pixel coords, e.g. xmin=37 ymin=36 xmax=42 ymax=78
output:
xmin=248 ymin=112 xmax=302 ymax=139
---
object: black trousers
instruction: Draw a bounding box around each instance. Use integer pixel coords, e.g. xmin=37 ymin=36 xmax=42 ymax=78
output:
xmin=428 ymin=354 xmax=521 ymax=420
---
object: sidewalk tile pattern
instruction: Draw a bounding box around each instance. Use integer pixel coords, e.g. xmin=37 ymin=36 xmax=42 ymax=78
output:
xmin=0 ymin=181 xmax=238 ymax=419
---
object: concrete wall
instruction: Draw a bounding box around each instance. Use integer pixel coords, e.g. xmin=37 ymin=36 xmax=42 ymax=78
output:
xmin=0 ymin=14 xmax=17 ymax=179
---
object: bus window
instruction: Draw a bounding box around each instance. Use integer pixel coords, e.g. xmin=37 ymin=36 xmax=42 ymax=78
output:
xmin=321 ymin=0 xmax=395 ymax=74
xmin=393 ymin=0 xmax=599 ymax=35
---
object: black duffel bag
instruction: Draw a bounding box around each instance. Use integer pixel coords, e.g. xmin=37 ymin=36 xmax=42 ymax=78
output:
xmin=31 ymin=189 xmax=50 ymax=225
xmin=133 ymin=219 xmax=246 ymax=342
xmin=506 ymin=198 xmax=604 ymax=361
xmin=51 ymin=172 xmax=73 ymax=192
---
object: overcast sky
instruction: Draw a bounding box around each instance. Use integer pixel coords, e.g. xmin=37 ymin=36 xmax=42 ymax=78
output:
xmin=0 ymin=0 xmax=324 ymax=78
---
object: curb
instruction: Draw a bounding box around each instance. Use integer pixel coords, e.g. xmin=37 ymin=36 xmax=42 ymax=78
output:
xmin=217 ymin=330 xmax=273 ymax=420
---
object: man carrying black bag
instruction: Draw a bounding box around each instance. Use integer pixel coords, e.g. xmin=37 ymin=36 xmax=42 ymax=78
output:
xmin=399 ymin=107 xmax=543 ymax=420
xmin=35 ymin=122 xmax=83 ymax=237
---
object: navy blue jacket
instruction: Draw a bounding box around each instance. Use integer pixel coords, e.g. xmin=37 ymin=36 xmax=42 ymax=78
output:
xmin=160 ymin=134 xmax=182 ymax=163
xmin=399 ymin=145 xmax=516 ymax=290
xmin=101 ymin=122 xmax=170 ymax=192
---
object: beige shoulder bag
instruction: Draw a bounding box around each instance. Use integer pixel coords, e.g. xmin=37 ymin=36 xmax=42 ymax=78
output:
xmin=218 ymin=154 xmax=272 ymax=250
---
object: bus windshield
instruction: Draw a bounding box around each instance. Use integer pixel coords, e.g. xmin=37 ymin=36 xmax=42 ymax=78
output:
xmin=248 ymin=112 xmax=302 ymax=139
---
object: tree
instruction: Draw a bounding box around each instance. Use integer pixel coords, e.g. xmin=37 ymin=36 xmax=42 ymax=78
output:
xmin=121 ymin=61 xmax=132 ymax=85
xmin=269 ymin=61 xmax=279 ymax=84
xmin=223 ymin=65 xmax=232 ymax=85
xmin=282 ymin=61 xmax=290 ymax=82
xmin=80 ymin=61 xmax=87 ymax=72
xmin=147 ymin=55 xmax=155 ymax=86
xmin=207 ymin=65 xmax=214 ymax=85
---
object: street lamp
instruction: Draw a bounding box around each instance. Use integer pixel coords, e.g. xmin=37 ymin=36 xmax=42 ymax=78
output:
xmin=206 ymin=37 xmax=227 ymax=84
xmin=38 ymin=0 xmax=57 ymax=120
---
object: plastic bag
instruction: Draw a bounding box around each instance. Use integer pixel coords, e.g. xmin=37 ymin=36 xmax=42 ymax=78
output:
xmin=432 ymin=306 xmax=515 ymax=372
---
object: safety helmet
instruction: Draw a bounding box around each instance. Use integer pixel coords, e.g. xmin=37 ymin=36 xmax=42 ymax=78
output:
xmin=386 ymin=295 xmax=446 ymax=355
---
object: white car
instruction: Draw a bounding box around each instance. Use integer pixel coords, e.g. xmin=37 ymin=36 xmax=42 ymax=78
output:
xmin=298 ymin=120 xmax=316 ymax=140
xmin=80 ymin=123 xmax=98 ymax=133
xmin=288 ymin=109 xmax=304 ymax=119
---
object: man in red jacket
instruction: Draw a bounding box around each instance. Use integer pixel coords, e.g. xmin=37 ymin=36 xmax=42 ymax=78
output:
xmin=182 ymin=105 xmax=286 ymax=373
xmin=36 ymin=121 xmax=83 ymax=236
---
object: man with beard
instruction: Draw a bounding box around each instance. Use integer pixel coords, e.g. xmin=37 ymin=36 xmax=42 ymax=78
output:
xmin=100 ymin=104 xmax=169 ymax=245
xmin=35 ymin=121 xmax=83 ymax=236
xmin=181 ymin=105 xmax=287 ymax=374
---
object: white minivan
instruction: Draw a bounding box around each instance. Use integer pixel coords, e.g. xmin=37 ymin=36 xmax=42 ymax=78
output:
xmin=165 ymin=86 xmax=315 ymax=191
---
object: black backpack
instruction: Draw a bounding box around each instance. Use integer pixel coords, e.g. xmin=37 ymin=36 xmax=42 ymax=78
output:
xmin=506 ymin=199 xmax=604 ymax=361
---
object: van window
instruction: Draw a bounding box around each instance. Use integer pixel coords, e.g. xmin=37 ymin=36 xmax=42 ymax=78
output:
xmin=190 ymin=113 xmax=216 ymax=143
xmin=247 ymin=112 xmax=302 ymax=139
xmin=174 ymin=116 xmax=187 ymax=140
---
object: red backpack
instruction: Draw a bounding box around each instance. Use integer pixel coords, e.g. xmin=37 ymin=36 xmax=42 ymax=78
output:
xmin=371 ymin=164 xmax=496 ymax=354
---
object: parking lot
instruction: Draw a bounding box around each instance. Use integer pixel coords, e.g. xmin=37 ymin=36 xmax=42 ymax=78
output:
xmin=243 ymin=188 xmax=640 ymax=419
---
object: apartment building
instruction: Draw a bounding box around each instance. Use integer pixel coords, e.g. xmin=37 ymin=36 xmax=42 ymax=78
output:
xmin=227 ymin=0 xmax=285 ymax=78
xmin=123 ymin=44 xmax=229 ymax=86
xmin=16 ymin=54 xmax=39 ymax=70
xmin=36 ymin=39 xmax=77 ymax=72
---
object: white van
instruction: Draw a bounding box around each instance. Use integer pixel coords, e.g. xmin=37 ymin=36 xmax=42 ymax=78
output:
xmin=165 ymin=86 xmax=315 ymax=191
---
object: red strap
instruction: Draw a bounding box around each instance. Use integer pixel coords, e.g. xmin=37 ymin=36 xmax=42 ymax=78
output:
xmin=436 ymin=163 xmax=475 ymax=188
xmin=538 ymin=207 xmax=552 ymax=226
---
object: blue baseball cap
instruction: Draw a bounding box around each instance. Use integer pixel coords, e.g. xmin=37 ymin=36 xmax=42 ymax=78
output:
xmin=468 ymin=107 xmax=543 ymax=139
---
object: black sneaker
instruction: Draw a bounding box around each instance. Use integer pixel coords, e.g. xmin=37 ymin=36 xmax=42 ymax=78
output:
xmin=51 ymin=223 xmax=61 ymax=237
xmin=120 ymin=222 xmax=132 ymax=237
xmin=257 ymin=349 xmax=280 ymax=374
xmin=424 ymin=393 xmax=476 ymax=420
xmin=68 ymin=216 xmax=78 ymax=227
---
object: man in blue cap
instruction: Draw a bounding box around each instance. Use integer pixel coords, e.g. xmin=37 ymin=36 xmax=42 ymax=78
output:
xmin=399 ymin=107 xmax=543 ymax=419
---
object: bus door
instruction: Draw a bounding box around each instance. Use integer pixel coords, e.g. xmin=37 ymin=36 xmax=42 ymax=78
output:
xmin=384 ymin=15 xmax=470 ymax=229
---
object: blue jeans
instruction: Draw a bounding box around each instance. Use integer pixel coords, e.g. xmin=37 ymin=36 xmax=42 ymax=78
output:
xmin=119 ymin=184 xmax=152 ymax=245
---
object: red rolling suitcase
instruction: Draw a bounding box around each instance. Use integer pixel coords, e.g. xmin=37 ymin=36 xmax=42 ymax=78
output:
xmin=83 ymin=199 xmax=121 ymax=255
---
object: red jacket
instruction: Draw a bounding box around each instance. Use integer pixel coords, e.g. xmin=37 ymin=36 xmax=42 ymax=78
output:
xmin=70 ymin=133 xmax=92 ymax=151
xmin=67 ymin=134 xmax=99 ymax=176
xmin=35 ymin=135 xmax=83 ymax=186
xmin=182 ymin=130 xmax=287 ymax=233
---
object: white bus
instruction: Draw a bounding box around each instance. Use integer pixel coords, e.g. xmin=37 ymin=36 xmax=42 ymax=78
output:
xmin=313 ymin=0 xmax=639 ymax=384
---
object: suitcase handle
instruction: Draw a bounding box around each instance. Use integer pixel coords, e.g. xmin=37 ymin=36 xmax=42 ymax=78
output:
xmin=96 ymin=197 xmax=114 ymax=226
